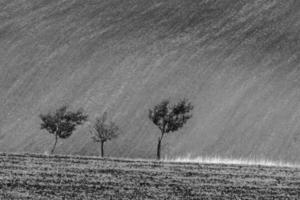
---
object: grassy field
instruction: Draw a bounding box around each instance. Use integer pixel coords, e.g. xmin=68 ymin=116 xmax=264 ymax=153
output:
xmin=0 ymin=153 xmax=299 ymax=199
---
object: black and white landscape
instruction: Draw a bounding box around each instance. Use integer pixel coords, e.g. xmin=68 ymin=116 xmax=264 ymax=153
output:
xmin=0 ymin=0 xmax=300 ymax=199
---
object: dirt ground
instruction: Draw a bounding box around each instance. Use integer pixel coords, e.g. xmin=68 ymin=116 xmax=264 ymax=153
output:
xmin=0 ymin=153 xmax=299 ymax=199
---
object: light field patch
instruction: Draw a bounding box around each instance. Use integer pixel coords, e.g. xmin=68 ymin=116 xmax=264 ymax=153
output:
xmin=165 ymin=154 xmax=300 ymax=168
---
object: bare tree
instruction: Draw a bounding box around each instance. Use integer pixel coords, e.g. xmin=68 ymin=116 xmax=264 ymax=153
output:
xmin=149 ymin=99 xmax=193 ymax=160
xmin=90 ymin=112 xmax=120 ymax=157
xmin=39 ymin=106 xmax=88 ymax=154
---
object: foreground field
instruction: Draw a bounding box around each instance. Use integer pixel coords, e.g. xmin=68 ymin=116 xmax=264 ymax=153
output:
xmin=0 ymin=153 xmax=299 ymax=199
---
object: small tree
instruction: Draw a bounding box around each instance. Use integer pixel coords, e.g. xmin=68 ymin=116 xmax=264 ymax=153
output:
xmin=89 ymin=112 xmax=120 ymax=157
xmin=149 ymin=99 xmax=193 ymax=160
xmin=39 ymin=106 xmax=88 ymax=154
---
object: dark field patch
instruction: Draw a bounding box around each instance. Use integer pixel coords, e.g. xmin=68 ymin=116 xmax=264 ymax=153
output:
xmin=0 ymin=153 xmax=299 ymax=199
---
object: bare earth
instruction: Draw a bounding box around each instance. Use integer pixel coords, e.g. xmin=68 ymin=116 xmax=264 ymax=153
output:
xmin=0 ymin=153 xmax=299 ymax=199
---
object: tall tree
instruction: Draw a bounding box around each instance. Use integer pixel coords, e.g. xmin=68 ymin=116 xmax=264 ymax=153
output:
xmin=39 ymin=106 xmax=88 ymax=154
xmin=90 ymin=112 xmax=121 ymax=157
xmin=149 ymin=99 xmax=193 ymax=160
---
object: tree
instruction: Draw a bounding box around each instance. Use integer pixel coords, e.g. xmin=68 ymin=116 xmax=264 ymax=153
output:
xmin=149 ymin=99 xmax=193 ymax=160
xmin=39 ymin=106 xmax=88 ymax=154
xmin=89 ymin=112 xmax=121 ymax=157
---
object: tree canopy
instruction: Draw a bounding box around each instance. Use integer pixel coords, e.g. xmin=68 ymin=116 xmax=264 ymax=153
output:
xmin=149 ymin=99 xmax=193 ymax=135
xmin=40 ymin=105 xmax=88 ymax=153
xmin=90 ymin=112 xmax=121 ymax=157
xmin=149 ymin=98 xmax=193 ymax=160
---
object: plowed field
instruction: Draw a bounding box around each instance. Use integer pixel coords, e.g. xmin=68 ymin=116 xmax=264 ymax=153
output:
xmin=0 ymin=153 xmax=299 ymax=199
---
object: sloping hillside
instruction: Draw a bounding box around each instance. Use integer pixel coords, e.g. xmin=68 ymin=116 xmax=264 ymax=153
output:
xmin=1 ymin=0 xmax=300 ymax=161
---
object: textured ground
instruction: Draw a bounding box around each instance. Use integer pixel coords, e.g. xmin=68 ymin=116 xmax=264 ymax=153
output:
xmin=1 ymin=0 xmax=300 ymax=161
xmin=0 ymin=153 xmax=299 ymax=199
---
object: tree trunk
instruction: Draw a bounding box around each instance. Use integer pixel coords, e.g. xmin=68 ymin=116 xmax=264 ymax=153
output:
xmin=157 ymin=137 xmax=162 ymax=160
xmin=51 ymin=134 xmax=58 ymax=154
xmin=101 ymin=141 xmax=104 ymax=157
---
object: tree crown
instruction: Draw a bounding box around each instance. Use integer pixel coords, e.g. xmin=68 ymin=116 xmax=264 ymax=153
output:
xmin=90 ymin=112 xmax=120 ymax=143
xmin=40 ymin=106 xmax=88 ymax=139
xmin=149 ymin=99 xmax=193 ymax=134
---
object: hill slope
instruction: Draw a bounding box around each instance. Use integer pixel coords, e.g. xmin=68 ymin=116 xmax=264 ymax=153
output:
xmin=1 ymin=0 xmax=300 ymax=161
